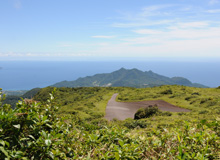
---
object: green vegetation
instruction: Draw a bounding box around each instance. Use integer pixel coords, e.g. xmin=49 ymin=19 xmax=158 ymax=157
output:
xmin=3 ymin=88 xmax=41 ymax=108
xmin=1 ymin=85 xmax=220 ymax=159
xmin=3 ymin=90 xmax=27 ymax=96
xmin=117 ymin=85 xmax=220 ymax=128
xmin=134 ymin=105 xmax=160 ymax=119
xmin=2 ymin=95 xmax=21 ymax=109
xmin=22 ymin=88 xmax=41 ymax=99
xmin=34 ymin=87 xmax=118 ymax=121
xmin=52 ymin=68 xmax=208 ymax=88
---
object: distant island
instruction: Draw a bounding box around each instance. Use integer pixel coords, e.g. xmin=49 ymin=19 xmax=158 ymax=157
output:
xmin=52 ymin=68 xmax=208 ymax=88
xmin=0 ymin=67 xmax=2 ymax=70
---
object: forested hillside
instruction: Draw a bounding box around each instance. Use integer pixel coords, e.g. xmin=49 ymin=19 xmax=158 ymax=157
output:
xmin=3 ymin=88 xmax=41 ymax=108
xmin=52 ymin=68 xmax=208 ymax=88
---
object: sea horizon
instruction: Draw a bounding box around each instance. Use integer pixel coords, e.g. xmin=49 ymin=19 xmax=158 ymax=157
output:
xmin=1 ymin=60 xmax=220 ymax=91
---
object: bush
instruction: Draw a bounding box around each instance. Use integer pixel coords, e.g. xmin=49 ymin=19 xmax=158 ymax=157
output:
xmin=134 ymin=105 xmax=159 ymax=119
xmin=134 ymin=108 xmax=146 ymax=119
xmin=145 ymin=105 xmax=159 ymax=117
xmin=199 ymin=110 xmax=209 ymax=114
xmin=192 ymin=92 xmax=200 ymax=95
xmin=160 ymin=89 xmax=173 ymax=95
xmin=1 ymin=88 xmax=220 ymax=159
xmin=185 ymin=96 xmax=196 ymax=101
xmin=90 ymin=118 xmax=108 ymax=126
xmin=161 ymin=111 xmax=172 ymax=116
xmin=123 ymin=118 xmax=148 ymax=129
xmin=200 ymin=98 xmax=208 ymax=104
xmin=178 ymin=112 xmax=186 ymax=116
xmin=0 ymin=88 xmax=68 ymax=159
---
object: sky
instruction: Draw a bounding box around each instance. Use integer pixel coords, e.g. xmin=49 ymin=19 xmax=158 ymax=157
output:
xmin=0 ymin=0 xmax=220 ymax=61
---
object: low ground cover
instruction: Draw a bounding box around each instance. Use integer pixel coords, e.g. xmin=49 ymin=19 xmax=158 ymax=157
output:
xmin=1 ymin=86 xmax=220 ymax=159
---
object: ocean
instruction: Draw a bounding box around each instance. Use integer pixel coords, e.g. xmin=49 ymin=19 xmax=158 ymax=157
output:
xmin=0 ymin=60 xmax=220 ymax=90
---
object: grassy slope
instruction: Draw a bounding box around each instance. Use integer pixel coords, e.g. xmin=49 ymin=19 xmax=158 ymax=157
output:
xmin=34 ymin=85 xmax=220 ymax=128
xmin=34 ymin=87 xmax=121 ymax=120
xmin=1 ymin=86 xmax=220 ymax=159
xmin=34 ymin=86 xmax=220 ymax=159
xmin=116 ymin=85 xmax=220 ymax=128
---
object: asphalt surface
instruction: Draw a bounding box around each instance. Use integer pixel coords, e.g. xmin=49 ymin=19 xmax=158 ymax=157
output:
xmin=104 ymin=93 xmax=190 ymax=121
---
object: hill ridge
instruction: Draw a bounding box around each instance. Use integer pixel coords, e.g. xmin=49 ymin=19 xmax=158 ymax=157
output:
xmin=52 ymin=68 xmax=208 ymax=88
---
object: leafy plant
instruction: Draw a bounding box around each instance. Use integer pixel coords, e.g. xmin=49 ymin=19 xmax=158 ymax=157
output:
xmin=160 ymin=89 xmax=173 ymax=95
xmin=1 ymin=86 xmax=220 ymax=159
xmin=134 ymin=105 xmax=159 ymax=119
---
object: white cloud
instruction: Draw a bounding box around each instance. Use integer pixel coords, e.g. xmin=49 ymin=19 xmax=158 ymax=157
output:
xmin=209 ymin=0 xmax=219 ymax=5
xmin=107 ymin=4 xmax=220 ymax=57
xmin=112 ymin=4 xmax=177 ymax=28
xmin=87 ymin=37 xmax=220 ymax=57
xmin=85 ymin=24 xmax=220 ymax=57
xmin=0 ymin=52 xmax=22 ymax=57
xmin=169 ymin=27 xmax=220 ymax=39
xmin=206 ymin=9 xmax=220 ymax=13
xmin=112 ymin=20 xmax=173 ymax=28
xmin=130 ymin=27 xmax=220 ymax=43
xmin=0 ymin=52 xmax=94 ymax=57
xmin=0 ymin=52 xmax=38 ymax=57
xmin=177 ymin=22 xmax=209 ymax=28
xmin=180 ymin=6 xmax=193 ymax=11
xmin=3 ymin=3 xmax=220 ymax=59
xmin=140 ymin=5 xmax=174 ymax=17
xmin=112 ymin=4 xmax=216 ymax=29
xmin=133 ymin=29 xmax=163 ymax=35
xmin=92 ymin=35 xmax=116 ymax=39
xmin=122 ymin=37 xmax=162 ymax=44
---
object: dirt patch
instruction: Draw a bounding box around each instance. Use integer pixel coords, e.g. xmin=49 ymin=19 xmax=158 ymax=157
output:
xmin=105 ymin=93 xmax=190 ymax=121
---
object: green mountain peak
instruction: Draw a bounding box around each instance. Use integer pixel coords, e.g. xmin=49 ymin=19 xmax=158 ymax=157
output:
xmin=52 ymin=68 xmax=208 ymax=88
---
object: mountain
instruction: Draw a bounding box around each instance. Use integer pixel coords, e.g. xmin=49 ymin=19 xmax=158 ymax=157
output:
xmin=22 ymin=88 xmax=41 ymax=99
xmin=3 ymin=90 xmax=28 ymax=96
xmin=3 ymin=88 xmax=41 ymax=108
xmin=51 ymin=68 xmax=208 ymax=88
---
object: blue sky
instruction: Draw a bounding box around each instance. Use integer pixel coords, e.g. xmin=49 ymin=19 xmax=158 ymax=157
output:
xmin=0 ymin=0 xmax=220 ymax=60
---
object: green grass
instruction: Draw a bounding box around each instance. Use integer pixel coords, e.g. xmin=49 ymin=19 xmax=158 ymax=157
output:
xmin=117 ymin=85 xmax=220 ymax=121
xmin=1 ymin=87 xmax=220 ymax=159
xmin=33 ymin=85 xmax=220 ymax=126
xmin=34 ymin=87 xmax=119 ymax=121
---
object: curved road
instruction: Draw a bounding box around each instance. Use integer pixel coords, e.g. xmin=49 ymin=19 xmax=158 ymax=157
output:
xmin=104 ymin=93 xmax=190 ymax=121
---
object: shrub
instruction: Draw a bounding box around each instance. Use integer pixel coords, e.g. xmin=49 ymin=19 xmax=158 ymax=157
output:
xmin=192 ymin=92 xmax=200 ymax=95
xmin=216 ymin=109 xmax=220 ymax=114
xmin=134 ymin=105 xmax=159 ymax=119
xmin=90 ymin=118 xmax=108 ymax=126
xmin=0 ymin=88 xmax=67 ymax=159
xmin=160 ymin=89 xmax=173 ymax=95
xmin=161 ymin=111 xmax=172 ymax=116
xmin=206 ymin=101 xmax=217 ymax=107
xmin=185 ymin=96 xmax=191 ymax=101
xmin=185 ymin=96 xmax=196 ymax=101
xmin=199 ymin=110 xmax=209 ymax=114
xmin=134 ymin=108 xmax=146 ymax=119
xmin=145 ymin=105 xmax=159 ymax=117
xmin=1 ymin=88 xmax=220 ymax=159
xmin=178 ymin=112 xmax=186 ymax=116
xmin=123 ymin=118 xmax=148 ymax=129
xmin=200 ymin=98 xmax=208 ymax=104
